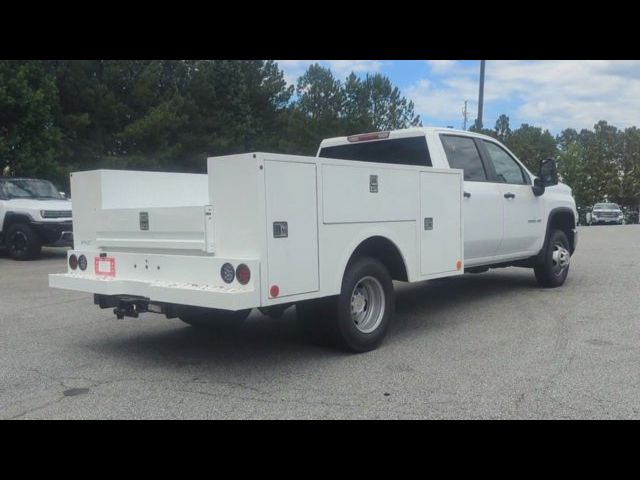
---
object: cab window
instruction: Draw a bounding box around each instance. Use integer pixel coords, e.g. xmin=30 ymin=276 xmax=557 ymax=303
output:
xmin=318 ymin=136 xmax=432 ymax=167
xmin=483 ymin=141 xmax=528 ymax=185
xmin=440 ymin=135 xmax=487 ymax=181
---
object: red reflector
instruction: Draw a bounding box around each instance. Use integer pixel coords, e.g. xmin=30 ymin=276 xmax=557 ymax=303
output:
xmin=347 ymin=131 xmax=390 ymax=143
xmin=236 ymin=264 xmax=251 ymax=285
xmin=68 ymin=254 xmax=78 ymax=270
xmin=94 ymin=256 xmax=116 ymax=277
xmin=270 ymin=285 xmax=280 ymax=298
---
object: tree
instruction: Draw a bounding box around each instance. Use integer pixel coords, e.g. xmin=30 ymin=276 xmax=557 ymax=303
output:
xmin=506 ymin=124 xmax=557 ymax=172
xmin=44 ymin=60 xmax=294 ymax=172
xmin=288 ymin=66 xmax=422 ymax=154
xmin=0 ymin=60 xmax=63 ymax=183
xmin=468 ymin=118 xmax=494 ymax=137
xmin=619 ymin=127 xmax=640 ymax=209
xmin=493 ymin=114 xmax=511 ymax=143
xmin=295 ymin=63 xmax=344 ymax=123
xmin=343 ymin=73 xmax=421 ymax=132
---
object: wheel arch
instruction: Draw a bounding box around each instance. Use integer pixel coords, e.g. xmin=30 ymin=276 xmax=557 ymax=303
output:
xmin=543 ymin=207 xmax=576 ymax=255
xmin=342 ymin=235 xmax=410 ymax=285
xmin=1 ymin=212 xmax=35 ymax=242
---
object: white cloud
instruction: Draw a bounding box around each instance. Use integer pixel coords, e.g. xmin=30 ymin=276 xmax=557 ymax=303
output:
xmin=275 ymin=60 xmax=315 ymax=86
xmin=326 ymin=60 xmax=384 ymax=77
xmin=426 ymin=60 xmax=459 ymax=73
xmin=406 ymin=60 xmax=640 ymax=131
xmin=275 ymin=60 xmax=384 ymax=87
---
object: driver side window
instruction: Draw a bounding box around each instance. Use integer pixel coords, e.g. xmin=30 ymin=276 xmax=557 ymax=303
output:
xmin=483 ymin=141 xmax=528 ymax=185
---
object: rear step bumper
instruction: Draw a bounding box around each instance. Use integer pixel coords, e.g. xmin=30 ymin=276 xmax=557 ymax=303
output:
xmin=49 ymin=273 xmax=258 ymax=312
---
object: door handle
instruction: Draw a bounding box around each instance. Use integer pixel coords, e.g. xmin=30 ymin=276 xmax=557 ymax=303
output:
xmin=464 ymin=191 xmax=471 ymax=198
xmin=504 ymin=192 xmax=515 ymax=199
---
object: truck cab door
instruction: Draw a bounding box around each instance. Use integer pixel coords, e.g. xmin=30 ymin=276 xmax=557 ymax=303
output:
xmin=479 ymin=140 xmax=544 ymax=257
xmin=439 ymin=134 xmax=503 ymax=261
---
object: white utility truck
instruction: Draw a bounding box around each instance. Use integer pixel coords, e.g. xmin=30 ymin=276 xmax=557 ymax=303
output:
xmin=49 ymin=128 xmax=577 ymax=352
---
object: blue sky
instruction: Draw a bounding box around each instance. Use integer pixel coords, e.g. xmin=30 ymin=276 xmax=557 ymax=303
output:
xmin=276 ymin=60 xmax=640 ymax=134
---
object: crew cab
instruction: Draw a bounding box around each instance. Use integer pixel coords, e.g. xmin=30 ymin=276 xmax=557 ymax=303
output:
xmin=1 ymin=177 xmax=73 ymax=260
xmin=49 ymin=128 xmax=577 ymax=352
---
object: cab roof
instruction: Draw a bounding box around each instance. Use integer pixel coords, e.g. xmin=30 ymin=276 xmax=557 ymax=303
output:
xmin=319 ymin=127 xmax=497 ymax=149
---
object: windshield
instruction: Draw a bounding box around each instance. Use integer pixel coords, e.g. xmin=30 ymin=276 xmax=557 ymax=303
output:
xmin=0 ymin=179 xmax=63 ymax=200
xmin=594 ymin=203 xmax=620 ymax=210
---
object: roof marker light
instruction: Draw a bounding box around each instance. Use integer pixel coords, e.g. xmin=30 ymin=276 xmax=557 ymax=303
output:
xmin=347 ymin=131 xmax=390 ymax=143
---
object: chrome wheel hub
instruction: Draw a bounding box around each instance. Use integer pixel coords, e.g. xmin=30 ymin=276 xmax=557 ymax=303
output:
xmin=350 ymin=276 xmax=385 ymax=334
xmin=552 ymin=242 xmax=570 ymax=274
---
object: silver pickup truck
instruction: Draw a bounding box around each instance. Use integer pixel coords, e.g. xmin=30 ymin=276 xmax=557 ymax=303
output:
xmin=587 ymin=203 xmax=624 ymax=225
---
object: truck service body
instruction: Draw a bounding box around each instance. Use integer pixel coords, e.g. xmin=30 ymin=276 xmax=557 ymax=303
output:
xmin=49 ymin=127 xmax=577 ymax=351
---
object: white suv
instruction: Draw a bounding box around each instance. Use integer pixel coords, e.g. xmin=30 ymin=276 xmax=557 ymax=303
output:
xmin=0 ymin=177 xmax=73 ymax=260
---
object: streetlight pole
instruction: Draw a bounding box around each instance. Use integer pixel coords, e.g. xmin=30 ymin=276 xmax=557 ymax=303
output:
xmin=476 ymin=60 xmax=486 ymax=130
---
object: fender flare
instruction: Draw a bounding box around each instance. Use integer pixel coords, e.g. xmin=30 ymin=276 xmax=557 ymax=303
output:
xmin=333 ymin=228 xmax=413 ymax=295
xmin=540 ymin=207 xmax=576 ymax=257
xmin=2 ymin=211 xmax=35 ymax=233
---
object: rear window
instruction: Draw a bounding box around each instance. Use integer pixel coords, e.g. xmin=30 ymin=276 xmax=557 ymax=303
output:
xmin=318 ymin=136 xmax=432 ymax=167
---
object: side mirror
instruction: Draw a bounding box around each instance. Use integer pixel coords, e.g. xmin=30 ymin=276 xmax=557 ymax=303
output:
xmin=532 ymin=177 xmax=545 ymax=197
xmin=538 ymin=158 xmax=558 ymax=187
xmin=59 ymin=191 xmax=66 ymax=199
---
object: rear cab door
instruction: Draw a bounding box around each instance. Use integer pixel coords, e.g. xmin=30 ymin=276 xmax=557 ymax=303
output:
xmin=431 ymin=131 xmax=503 ymax=262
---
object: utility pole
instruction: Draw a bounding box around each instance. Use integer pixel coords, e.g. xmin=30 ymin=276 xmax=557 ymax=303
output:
xmin=462 ymin=100 xmax=469 ymax=130
xmin=476 ymin=60 xmax=486 ymax=130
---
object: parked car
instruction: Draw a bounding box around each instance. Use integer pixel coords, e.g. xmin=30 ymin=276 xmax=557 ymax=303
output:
xmin=0 ymin=177 xmax=73 ymax=260
xmin=50 ymin=127 xmax=577 ymax=352
xmin=587 ymin=202 xmax=624 ymax=225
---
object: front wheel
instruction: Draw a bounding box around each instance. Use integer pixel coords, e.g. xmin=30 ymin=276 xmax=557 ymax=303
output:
xmin=534 ymin=229 xmax=571 ymax=288
xmin=297 ymin=257 xmax=395 ymax=352
xmin=5 ymin=223 xmax=42 ymax=260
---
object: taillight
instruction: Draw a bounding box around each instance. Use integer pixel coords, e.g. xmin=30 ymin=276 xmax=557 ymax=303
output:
xmin=69 ymin=254 xmax=78 ymax=270
xmin=236 ymin=264 xmax=251 ymax=285
xmin=220 ymin=263 xmax=235 ymax=284
xmin=78 ymin=255 xmax=87 ymax=271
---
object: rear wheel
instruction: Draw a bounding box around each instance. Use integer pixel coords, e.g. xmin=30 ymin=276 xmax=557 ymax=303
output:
xmin=297 ymin=257 xmax=395 ymax=352
xmin=176 ymin=306 xmax=251 ymax=330
xmin=534 ymin=229 xmax=571 ymax=288
xmin=5 ymin=223 xmax=42 ymax=260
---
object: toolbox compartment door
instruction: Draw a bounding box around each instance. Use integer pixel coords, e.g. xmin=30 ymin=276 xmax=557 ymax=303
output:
xmin=264 ymin=160 xmax=319 ymax=298
xmin=420 ymin=171 xmax=463 ymax=276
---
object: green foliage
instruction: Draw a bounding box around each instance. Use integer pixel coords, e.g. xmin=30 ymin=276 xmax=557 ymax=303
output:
xmin=556 ymin=121 xmax=640 ymax=212
xmin=506 ymin=123 xmax=557 ymax=172
xmin=290 ymin=66 xmax=422 ymax=154
xmin=0 ymin=60 xmax=63 ymax=183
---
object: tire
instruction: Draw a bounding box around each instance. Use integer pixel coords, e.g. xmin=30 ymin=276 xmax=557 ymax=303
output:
xmin=534 ymin=229 xmax=571 ymax=288
xmin=5 ymin=223 xmax=42 ymax=260
xmin=297 ymin=257 xmax=395 ymax=353
xmin=176 ymin=306 xmax=251 ymax=330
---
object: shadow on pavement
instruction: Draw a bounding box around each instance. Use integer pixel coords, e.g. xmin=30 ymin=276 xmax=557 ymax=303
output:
xmin=78 ymin=268 xmax=539 ymax=369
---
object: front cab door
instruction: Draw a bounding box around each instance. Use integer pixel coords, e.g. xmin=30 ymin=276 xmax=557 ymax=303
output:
xmin=480 ymin=140 xmax=544 ymax=257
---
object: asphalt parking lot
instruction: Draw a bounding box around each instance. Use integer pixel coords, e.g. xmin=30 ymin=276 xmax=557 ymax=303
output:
xmin=1 ymin=225 xmax=639 ymax=419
